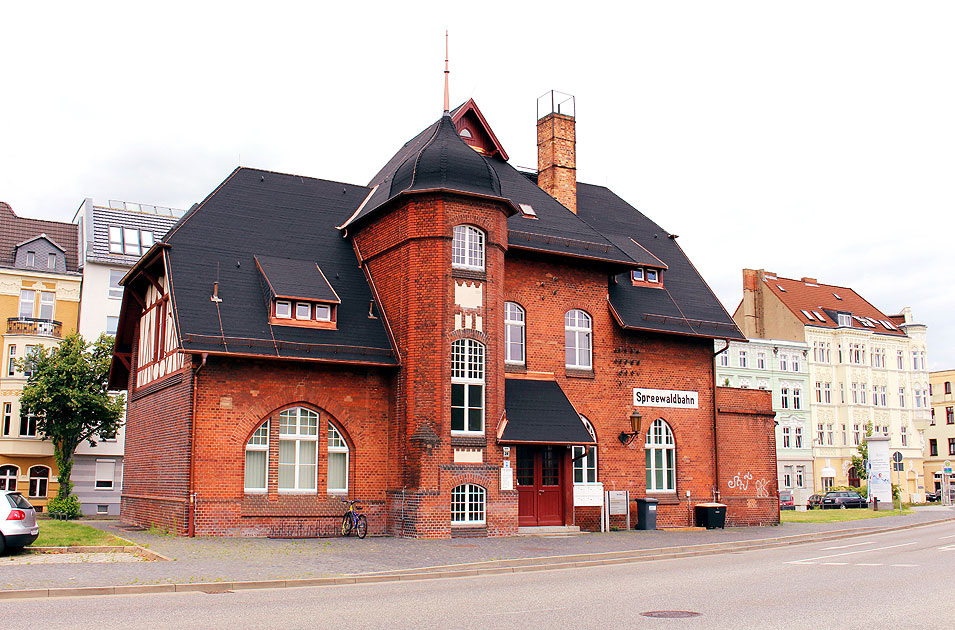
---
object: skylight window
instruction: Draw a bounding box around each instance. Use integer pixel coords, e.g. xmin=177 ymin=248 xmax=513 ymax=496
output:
xmin=801 ymin=310 xmax=815 ymax=321
xmin=518 ymin=203 xmax=537 ymax=218
xmin=777 ymin=285 xmax=786 ymax=292
xmin=812 ymin=311 xmax=826 ymax=322
xmin=833 ymin=293 xmax=842 ymax=300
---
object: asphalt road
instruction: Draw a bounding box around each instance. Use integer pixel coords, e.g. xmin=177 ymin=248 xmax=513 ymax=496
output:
xmin=5 ymin=521 xmax=954 ymax=629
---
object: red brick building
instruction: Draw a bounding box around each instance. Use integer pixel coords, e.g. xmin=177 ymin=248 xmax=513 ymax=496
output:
xmin=109 ymin=95 xmax=777 ymax=537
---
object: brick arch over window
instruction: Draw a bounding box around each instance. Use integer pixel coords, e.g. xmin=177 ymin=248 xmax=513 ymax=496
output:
xmin=449 ymin=328 xmax=489 ymax=344
xmin=230 ymin=385 xmax=359 ymax=446
xmin=447 ymin=212 xmax=495 ymax=236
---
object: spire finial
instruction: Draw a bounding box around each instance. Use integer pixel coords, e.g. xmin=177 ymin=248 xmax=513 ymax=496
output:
xmin=443 ymin=30 xmax=450 ymax=114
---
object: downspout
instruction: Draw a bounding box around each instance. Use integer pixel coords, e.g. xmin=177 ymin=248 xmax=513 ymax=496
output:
xmin=713 ymin=341 xmax=731 ymax=504
xmin=187 ymin=352 xmax=208 ymax=537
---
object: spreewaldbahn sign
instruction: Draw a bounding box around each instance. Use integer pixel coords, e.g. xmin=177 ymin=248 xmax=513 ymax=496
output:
xmin=633 ymin=388 xmax=699 ymax=409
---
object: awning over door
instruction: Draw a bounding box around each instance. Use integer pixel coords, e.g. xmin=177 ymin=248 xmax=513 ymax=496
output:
xmin=500 ymin=378 xmax=595 ymax=445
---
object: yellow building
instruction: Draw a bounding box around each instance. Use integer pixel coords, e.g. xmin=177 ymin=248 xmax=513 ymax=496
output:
xmin=927 ymin=370 xmax=955 ymax=496
xmin=0 ymin=202 xmax=80 ymax=511
xmin=735 ymin=270 xmax=930 ymax=502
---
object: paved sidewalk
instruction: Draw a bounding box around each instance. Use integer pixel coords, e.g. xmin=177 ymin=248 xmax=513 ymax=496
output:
xmin=1 ymin=506 xmax=952 ymax=595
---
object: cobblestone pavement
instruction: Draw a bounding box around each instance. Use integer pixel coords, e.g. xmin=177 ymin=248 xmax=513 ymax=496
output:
xmin=1 ymin=506 xmax=952 ymax=591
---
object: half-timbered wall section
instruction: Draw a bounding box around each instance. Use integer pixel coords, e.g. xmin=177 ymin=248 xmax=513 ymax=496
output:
xmin=136 ymin=276 xmax=183 ymax=388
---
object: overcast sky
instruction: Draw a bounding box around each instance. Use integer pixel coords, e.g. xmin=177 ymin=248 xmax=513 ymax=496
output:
xmin=2 ymin=2 xmax=952 ymax=369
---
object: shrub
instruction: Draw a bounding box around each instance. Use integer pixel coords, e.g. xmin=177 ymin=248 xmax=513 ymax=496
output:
xmin=46 ymin=495 xmax=82 ymax=520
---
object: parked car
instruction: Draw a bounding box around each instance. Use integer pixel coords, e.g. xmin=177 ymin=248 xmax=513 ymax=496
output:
xmin=0 ymin=491 xmax=39 ymax=554
xmin=806 ymin=494 xmax=824 ymax=510
xmin=926 ymin=490 xmax=940 ymax=502
xmin=821 ymin=490 xmax=867 ymax=509
xmin=779 ymin=491 xmax=795 ymax=510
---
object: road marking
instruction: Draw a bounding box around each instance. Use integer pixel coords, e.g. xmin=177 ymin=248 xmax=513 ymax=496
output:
xmin=940 ymin=534 xmax=955 ymax=540
xmin=856 ymin=563 xmax=882 ymax=566
xmin=484 ymin=607 xmax=573 ymax=616
xmin=822 ymin=542 xmax=874 ymax=550
xmin=822 ymin=562 xmax=848 ymax=565
xmin=786 ymin=542 xmax=915 ymax=564
xmin=938 ymin=545 xmax=955 ymax=551
xmin=890 ymin=564 xmax=918 ymax=567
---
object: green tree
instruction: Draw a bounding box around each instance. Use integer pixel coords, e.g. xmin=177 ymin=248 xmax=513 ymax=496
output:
xmin=850 ymin=421 xmax=874 ymax=481
xmin=18 ymin=333 xmax=125 ymax=502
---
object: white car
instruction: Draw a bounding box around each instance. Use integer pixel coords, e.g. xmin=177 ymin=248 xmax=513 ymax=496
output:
xmin=1 ymin=491 xmax=39 ymax=554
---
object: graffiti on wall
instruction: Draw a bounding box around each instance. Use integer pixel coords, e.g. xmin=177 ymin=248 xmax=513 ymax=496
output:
xmin=727 ymin=472 xmax=772 ymax=498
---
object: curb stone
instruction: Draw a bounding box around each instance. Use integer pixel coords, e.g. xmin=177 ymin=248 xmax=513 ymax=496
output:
xmin=0 ymin=515 xmax=951 ymax=601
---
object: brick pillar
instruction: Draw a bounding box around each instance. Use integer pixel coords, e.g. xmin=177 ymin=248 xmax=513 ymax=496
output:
xmin=537 ymin=112 xmax=577 ymax=213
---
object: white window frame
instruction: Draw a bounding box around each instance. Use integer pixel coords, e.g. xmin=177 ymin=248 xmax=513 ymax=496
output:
xmin=646 ymin=269 xmax=659 ymax=283
xmin=450 ymin=483 xmax=486 ymax=526
xmin=244 ymin=420 xmax=270 ymax=493
xmin=109 ymin=227 xmax=124 ymax=254
xmin=295 ymin=302 xmax=311 ymax=320
xmin=327 ymin=422 xmax=349 ymax=494
xmin=504 ymin=302 xmax=525 ymax=365
xmin=451 ymin=225 xmax=485 ymax=271
xmin=19 ymin=289 xmax=34 ymax=319
xmin=572 ymin=445 xmax=598 ymax=484
xmin=109 ymin=269 xmax=125 ymax=299
xmin=796 ymin=466 xmax=805 ymax=488
xmin=738 ymin=350 xmax=747 ymax=368
xmin=275 ymin=300 xmax=292 ymax=319
xmin=278 ymin=408 xmax=318 ymax=493
xmin=0 ymin=465 xmax=17 ymax=491
xmin=38 ymin=291 xmax=54 ymax=321
xmin=757 ymin=352 xmax=765 ymax=369
xmin=28 ymin=465 xmax=49 ymax=498
xmin=314 ymin=304 xmax=332 ymax=321
xmin=47 ymin=253 xmax=56 ymax=269
xmin=645 ymin=418 xmax=676 ymax=492
xmin=25 ymin=251 xmax=35 ymax=267
xmin=564 ymin=309 xmax=592 ymax=370
xmin=106 ymin=316 xmax=119 ymax=336
xmin=783 ymin=465 xmax=793 ymax=489
xmin=781 ymin=426 xmax=791 ymax=448
xmin=94 ymin=459 xmax=116 ymax=490
xmin=451 ymin=339 xmax=485 ymax=434
xmin=632 ymin=268 xmax=644 ymax=281
xmin=123 ymin=228 xmax=141 ymax=256
xmin=794 ymin=426 xmax=803 ymax=448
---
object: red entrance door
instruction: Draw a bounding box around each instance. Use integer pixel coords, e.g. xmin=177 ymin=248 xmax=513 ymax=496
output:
xmin=516 ymin=445 xmax=564 ymax=526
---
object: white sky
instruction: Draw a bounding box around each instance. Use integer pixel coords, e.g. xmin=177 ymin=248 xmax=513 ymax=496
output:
xmin=2 ymin=2 xmax=953 ymax=369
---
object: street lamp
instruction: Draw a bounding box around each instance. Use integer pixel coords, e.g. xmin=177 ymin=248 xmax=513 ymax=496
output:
xmin=618 ymin=409 xmax=643 ymax=446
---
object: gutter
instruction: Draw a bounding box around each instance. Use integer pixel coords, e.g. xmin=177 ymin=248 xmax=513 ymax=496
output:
xmin=187 ymin=352 xmax=208 ymax=537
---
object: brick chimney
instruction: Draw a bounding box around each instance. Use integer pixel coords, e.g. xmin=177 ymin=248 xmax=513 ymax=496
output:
xmin=737 ymin=268 xmax=765 ymax=339
xmin=537 ymin=91 xmax=577 ymax=213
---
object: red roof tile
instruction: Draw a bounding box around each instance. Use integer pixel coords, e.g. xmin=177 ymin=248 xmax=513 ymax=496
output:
xmin=761 ymin=272 xmax=905 ymax=336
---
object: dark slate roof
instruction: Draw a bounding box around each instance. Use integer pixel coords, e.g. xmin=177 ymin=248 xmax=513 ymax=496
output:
xmin=0 ymin=202 xmax=80 ymax=273
xmin=162 ymin=168 xmax=396 ymax=365
xmin=501 ymin=379 xmax=595 ymax=444
xmin=493 ymin=159 xmax=634 ymax=266
xmin=255 ymin=255 xmax=340 ymax=303
xmin=390 ymin=114 xmax=501 ymax=199
xmin=351 ymin=109 xmax=635 ymax=267
xmin=576 ymin=184 xmax=744 ymax=341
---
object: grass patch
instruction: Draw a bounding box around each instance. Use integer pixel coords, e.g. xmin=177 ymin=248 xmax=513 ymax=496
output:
xmin=782 ymin=506 xmax=912 ymax=524
xmin=34 ymin=520 xmax=135 ymax=547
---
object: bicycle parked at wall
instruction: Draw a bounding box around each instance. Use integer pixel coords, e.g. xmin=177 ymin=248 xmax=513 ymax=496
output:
xmin=341 ymin=498 xmax=367 ymax=539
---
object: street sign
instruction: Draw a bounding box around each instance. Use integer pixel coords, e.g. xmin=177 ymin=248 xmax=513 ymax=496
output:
xmin=892 ymin=451 xmax=903 ymax=464
xmin=945 ymin=460 xmax=953 ymax=474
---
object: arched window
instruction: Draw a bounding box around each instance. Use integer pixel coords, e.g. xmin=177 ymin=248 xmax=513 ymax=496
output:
xmin=0 ymin=465 xmax=17 ymax=491
xmin=564 ymin=309 xmax=592 ymax=369
xmin=504 ymin=302 xmax=525 ymax=365
xmin=327 ymin=422 xmax=349 ymax=493
xmin=451 ymin=483 xmax=486 ymax=525
xmin=29 ymin=465 xmax=49 ymax=498
xmin=244 ymin=420 xmax=269 ymax=492
xmin=451 ymin=225 xmax=485 ymax=271
xmin=645 ymin=418 xmax=675 ymax=492
xmin=278 ymin=407 xmax=318 ymax=492
xmin=451 ymin=339 xmax=485 ymax=433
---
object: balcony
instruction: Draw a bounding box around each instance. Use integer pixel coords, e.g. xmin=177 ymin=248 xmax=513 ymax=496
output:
xmin=6 ymin=317 xmax=63 ymax=338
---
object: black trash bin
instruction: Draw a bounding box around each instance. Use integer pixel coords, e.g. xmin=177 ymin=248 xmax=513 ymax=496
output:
xmin=694 ymin=502 xmax=726 ymax=529
xmin=633 ymin=497 xmax=659 ymax=530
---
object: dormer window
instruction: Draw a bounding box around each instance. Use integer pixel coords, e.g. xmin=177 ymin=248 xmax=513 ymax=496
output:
xmin=25 ymin=252 xmax=35 ymax=267
xmin=631 ymin=267 xmax=663 ymax=287
xmin=459 ymin=128 xmax=472 ymax=138
xmin=315 ymin=304 xmax=332 ymax=321
xmin=256 ymin=255 xmax=341 ymax=330
xmin=837 ymin=313 xmax=852 ymax=327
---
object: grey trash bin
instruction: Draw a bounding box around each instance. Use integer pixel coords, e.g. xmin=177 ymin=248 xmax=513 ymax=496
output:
xmin=634 ymin=497 xmax=659 ymax=530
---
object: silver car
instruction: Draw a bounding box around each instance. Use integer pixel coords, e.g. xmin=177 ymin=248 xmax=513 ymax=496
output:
xmin=1 ymin=491 xmax=39 ymax=553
